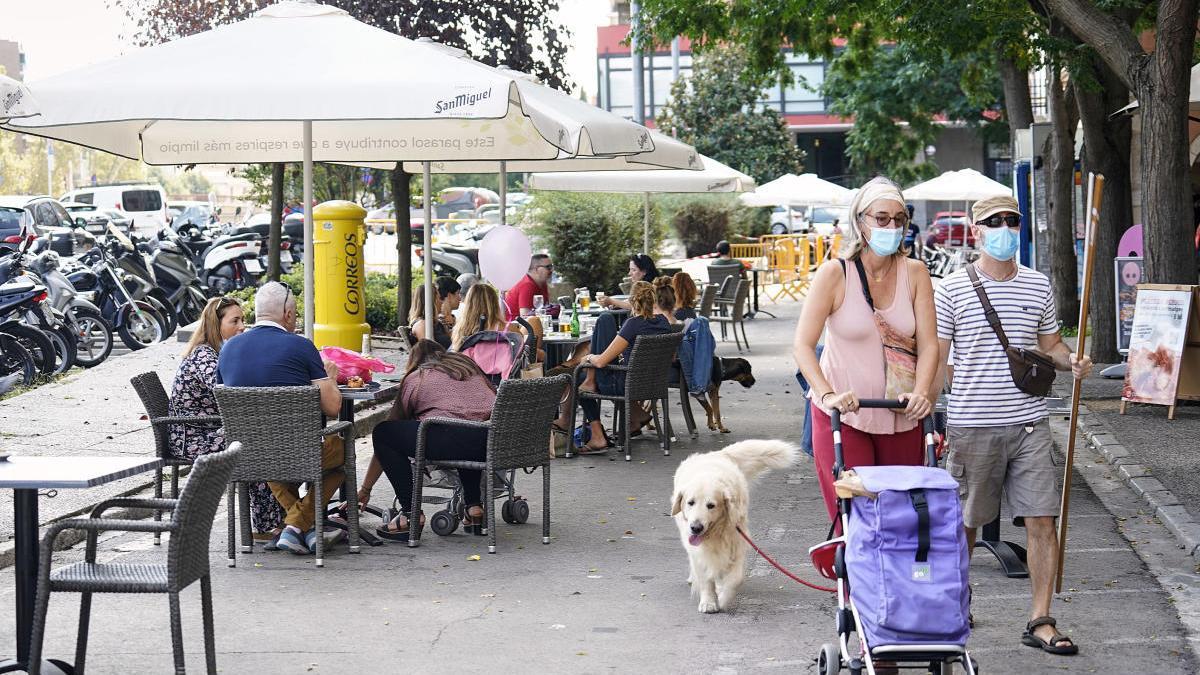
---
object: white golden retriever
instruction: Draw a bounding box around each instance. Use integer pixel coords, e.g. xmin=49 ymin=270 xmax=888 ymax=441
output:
xmin=671 ymin=439 xmax=799 ymax=613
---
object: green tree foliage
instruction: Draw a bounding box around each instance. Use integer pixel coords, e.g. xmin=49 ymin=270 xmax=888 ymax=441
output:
xmin=230 ymin=264 xmax=422 ymax=331
xmin=529 ymin=192 xmax=665 ymax=293
xmin=671 ymin=201 xmax=730 ymax=258
xmin=0 ymin=134 xmax=147 ymax=196
xmin=656 ymin=46 xmax=804 ymax=184
xmin=823 ymin=43 xmax=1006 ymax=185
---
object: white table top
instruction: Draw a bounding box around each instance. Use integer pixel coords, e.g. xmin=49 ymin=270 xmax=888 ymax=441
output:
xmin=0 ymin=456 xmax=163 ymax=490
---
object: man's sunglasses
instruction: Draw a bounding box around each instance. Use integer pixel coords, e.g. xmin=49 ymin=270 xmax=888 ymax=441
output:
xmin=977 ymin=214 xmax=1021 ymax=229
xmin=537 ymin=264 xmax=554 ymax=271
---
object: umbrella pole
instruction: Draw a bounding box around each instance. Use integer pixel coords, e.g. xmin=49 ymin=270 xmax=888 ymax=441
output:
xmin=303 ymin=120 xmax=314 ymax=338
xmin=423 ymin=161 xmax=434 ymax=330
xmin=499 ymin=161 xmax=507 ymax=228
xmin=643 ymin=192 xmax=651 ymax=254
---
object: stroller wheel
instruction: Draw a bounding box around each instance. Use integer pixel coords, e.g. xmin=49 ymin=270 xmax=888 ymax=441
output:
xmin=817 ymin=642 xmax=840 ymax=675
xmin=430 ymin=510 xmax=458 ymax=536
xmin=512 ymin=498 xmax=530 ymax=524
xmin=501 ymin=499 xmax=518 ymax=525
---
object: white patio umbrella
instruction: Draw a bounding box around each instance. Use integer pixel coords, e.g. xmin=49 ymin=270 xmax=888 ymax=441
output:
xmin=903 ymin=168 xmax=1011 ymax=201
xmin=0 ymin=75 xmax=37 ymax=122
xmin=527 ymin=154 xmax=753 ymax=252
xmin=1 ymin=1 xmax=668 ymax=333
xmin=1111 ymin=63 xmax=1200 ymax=120
xmin=739 ymin=173 xmax=852 ymax=234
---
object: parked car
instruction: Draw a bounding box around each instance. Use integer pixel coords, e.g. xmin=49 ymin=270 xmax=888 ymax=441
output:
xmin=925 ymin=211 xmax=974 ymax=247
xmin=169 ymin=202 xmax=216 ymax=232
xmin=61 ymin=201 xmax=111 ymax=234
xmin=366 ymin=202 xmax=425 ymax=236
xmin=769 ymin=206 xmax=805 ymax=234
xmin=0 ymin=195 xmax=94 ymax=256
xmin=806 ymin=206 xmax=850 ymax=237
xmin=61 ymin=183 xmax=170 ymax=232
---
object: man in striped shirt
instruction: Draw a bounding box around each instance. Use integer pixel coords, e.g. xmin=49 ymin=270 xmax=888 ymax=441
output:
xmin=934 ymin=195 xmax=1092 ymax=656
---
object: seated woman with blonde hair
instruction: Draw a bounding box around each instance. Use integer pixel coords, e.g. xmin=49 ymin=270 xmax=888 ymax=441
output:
xmin=451 ymin=282 xmax=519 ymax=350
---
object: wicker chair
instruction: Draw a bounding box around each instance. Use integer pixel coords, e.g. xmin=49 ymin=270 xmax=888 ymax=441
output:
xmin=28 ymin=444 xmax=242 ymax=675
xmin=697 ymin=283 xmax=718 ymax=319
xmin=130 ymin=371 xmax=223 ymax=546
xmin=570 ymin=331 xmax=684 ymax=462
xmin=710 ymin=278 xmax=751 ymax=352
xmin=409 ymin=374 xmax=571 ymax=554
xmin=214 ymin=386 xmax=357 ymax=568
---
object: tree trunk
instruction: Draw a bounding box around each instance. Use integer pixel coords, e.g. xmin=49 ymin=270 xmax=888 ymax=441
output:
xmin=268 ymin=162 xmax=284 ymax=282
xmin=1041 ymin=0 xmax=1198 ymax=284
xmin=1137 ymin=0 xmax=1198 ymax=284
xmin=1075 ymin=56 xmax=1134 ymax=363
xmin=393 ymin=167 xmax=412 ymax=326
xmin=1046 ymin=68 xmax=1080 ymax=326
xmin=998 ymin=55 xmax=1034 ymax=142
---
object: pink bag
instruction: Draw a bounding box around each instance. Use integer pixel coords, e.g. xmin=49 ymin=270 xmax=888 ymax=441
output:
xmin=318 ymin=346 xmax=396 ymax=384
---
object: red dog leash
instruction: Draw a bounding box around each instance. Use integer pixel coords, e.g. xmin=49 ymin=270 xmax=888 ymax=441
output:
xmin=736 ymin=526 xmax=836 ymax=593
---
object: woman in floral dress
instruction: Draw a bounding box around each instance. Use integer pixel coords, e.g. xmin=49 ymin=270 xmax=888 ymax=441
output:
xmin=170 ymin=296 xmax=285 ymax=536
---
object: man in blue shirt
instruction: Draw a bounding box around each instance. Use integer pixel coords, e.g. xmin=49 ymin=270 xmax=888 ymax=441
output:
xmin=218 ymin=282 xmax=343 ymax=555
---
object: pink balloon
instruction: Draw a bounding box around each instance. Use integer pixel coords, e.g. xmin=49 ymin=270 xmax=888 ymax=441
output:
xmin=478 ymin=225 xmax=532 ymax=291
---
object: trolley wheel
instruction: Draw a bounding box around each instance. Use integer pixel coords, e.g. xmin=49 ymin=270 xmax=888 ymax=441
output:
xmin=430 ymin=510 xmax=458 ymax=536
xmin=817 ymin=642 xmax=840 ymax=675
xmin=512 ymin=498 xmax=530 ymax=524
xmin=501 ymin=499 xmax=518 ymax=525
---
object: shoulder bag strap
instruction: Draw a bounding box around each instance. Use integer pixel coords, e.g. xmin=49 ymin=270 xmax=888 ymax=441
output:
xmin=965 ymin=264 xmax=1011 ymax=350
xmin=852 ymin=258 xmax=875 ymax=311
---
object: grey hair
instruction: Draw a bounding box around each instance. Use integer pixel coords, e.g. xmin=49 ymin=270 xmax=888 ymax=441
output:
xmin=841 ymin=176 xmax=906 ymax=260
xmin=255 ymin=281 xmax=293 ymax=320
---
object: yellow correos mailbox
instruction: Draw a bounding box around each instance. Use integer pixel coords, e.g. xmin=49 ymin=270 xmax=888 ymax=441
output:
xmin=313 ymin=200 xmax=370 ymax=350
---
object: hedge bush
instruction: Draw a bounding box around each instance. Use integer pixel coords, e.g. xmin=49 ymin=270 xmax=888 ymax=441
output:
xmin=672 ymin=201 xmax=730 ymax=258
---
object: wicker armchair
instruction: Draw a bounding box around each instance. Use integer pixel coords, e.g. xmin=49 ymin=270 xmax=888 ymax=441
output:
xmin=570 ymin=331 xmax=684 ymax=462
xmin=214 ymin=386 xmax=357 ymax=568
xmin=130 ymin=371 xmax=223 ymax=546
xmin=28 ymin=444 xmax=242 ymax=675
xmin=697 ymin=283 xmax=718 ymax=319
xmin=409 ymin=374 xmax=570 ymax=554
xmin=710 ymin=278 xmax=751 ymax=352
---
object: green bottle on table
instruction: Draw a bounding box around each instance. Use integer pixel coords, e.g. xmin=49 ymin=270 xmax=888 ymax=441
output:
xmin=570 ymin=300 xmax=581 ymax=338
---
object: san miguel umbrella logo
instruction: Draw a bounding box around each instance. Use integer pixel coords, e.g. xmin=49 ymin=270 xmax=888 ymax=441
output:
xmin=2 ymin=88 xmax=24 ymax=116
xmin=434 ymin=88 xmax=494 ymax=114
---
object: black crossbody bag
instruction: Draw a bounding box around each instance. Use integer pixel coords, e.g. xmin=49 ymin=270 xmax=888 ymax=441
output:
xmin=965 ymin=264 xmax=1056 ymax=397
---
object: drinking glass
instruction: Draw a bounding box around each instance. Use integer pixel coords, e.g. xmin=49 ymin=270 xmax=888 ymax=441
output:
xmin=533 ymin=294 xmax=545 ymax=315
xmin=577 ymin=288 xmax=590 ymax=310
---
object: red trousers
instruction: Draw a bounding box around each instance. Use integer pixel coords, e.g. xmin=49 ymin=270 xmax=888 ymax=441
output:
xmin=810 ymin=406 xmax=925 ymax=520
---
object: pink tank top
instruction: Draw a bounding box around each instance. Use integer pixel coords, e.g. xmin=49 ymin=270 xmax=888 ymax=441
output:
xmin=812 ymin=258 xmax=917 ymax=435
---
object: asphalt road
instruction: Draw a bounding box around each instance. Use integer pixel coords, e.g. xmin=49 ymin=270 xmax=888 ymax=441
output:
xmin=1 ymin=299 xmax=1197 ymax=673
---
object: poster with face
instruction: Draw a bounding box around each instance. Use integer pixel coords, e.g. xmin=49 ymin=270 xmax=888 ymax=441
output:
xmin=1114 ymin=257 xmax=1144 ymax=353
xmin=1122 ymin=287 xmax=1192 ymax=405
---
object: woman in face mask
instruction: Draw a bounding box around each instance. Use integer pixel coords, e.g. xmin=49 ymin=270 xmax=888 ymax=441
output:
xmin=792 ymin=176 xmax=940 ymax=518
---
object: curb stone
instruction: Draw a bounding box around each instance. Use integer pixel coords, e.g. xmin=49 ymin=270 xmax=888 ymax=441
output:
xmin=1074 ymin=398 xmax=1200 ymax=558
xmin=0 ymin=404 xmax=390 ymax=571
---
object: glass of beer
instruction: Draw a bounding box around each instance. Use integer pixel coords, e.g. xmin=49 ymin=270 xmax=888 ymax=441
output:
xmin=578 ymin=288 xmax=590 ymax=310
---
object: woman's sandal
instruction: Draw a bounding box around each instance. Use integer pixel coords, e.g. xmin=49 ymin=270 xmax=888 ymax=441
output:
xmin=375 ymin=511 xmax=425 ymax=543
xmin=463 ymin=505 xmax=486 ymax=536
xmin=1021 ymin=616 xmax=1078 ymax=655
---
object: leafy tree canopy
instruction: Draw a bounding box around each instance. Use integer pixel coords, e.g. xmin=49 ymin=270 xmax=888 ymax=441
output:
xmin=656 ymin=46 xmax=804 ymax=183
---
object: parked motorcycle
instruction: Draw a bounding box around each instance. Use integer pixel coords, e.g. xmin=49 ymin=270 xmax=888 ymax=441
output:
xmin=0 ymin=277 xmax=60 ymax=376
xmin=176 ymin=228 xmax=265 ymax=295
xmin=28 ymin=248 xmax=114 ymax=368
xmin=66 ymin=237 xmax=165 ymax=351
xmin=0 ymin=328 xmax=36 ymax=390
xmin=0 ymin=239 xmax=78 ymax=374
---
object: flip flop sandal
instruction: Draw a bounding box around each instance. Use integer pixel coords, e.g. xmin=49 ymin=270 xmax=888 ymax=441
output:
xmin=575 ymin=443 xmax=610 ymax=455
xmin=1021 ymin=616 xmax=1078 ymax=655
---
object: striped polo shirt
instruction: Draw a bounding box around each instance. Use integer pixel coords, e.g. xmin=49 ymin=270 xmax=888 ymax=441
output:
xmin=934 ymin=265 xmax=1058 ymax=427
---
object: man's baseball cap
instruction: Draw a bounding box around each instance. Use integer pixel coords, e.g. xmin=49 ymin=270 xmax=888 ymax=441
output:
xmin=972 ymin=195 xmax=1020 ymax=224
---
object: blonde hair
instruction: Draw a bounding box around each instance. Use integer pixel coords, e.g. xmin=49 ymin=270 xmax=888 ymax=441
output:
xmin=408 ymin=287 xmax=441 ymax=325
xmin=184 ymin=297 xmax=241 ymax=358
xmin=452 ymin=282 xmax=506 ymax=349
xmin=841 ymin=176 xmax=907 ymax=260
xmin=630 ymin=281 xmax=656 ymax=319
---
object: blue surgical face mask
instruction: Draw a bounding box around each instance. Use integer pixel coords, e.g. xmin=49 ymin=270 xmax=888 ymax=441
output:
xmin=866 ymin=227 xmax=903 ymax=257
xmin=981 ymin=226 xmax=1020 ymax=261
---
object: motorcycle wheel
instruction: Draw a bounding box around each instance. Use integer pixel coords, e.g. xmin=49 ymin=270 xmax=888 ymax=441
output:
xmin=70 ymin=307 xmax=114 ymax=368
xmin=118 ymin=305 xmax=165 ymax=351
xmin=178 ymin=288 xmax=205 ymax=325
xmin=0 ymin=332 xmax=36 ymax=387
xmin=45 ymin=325 xmax=78 ymax=375
xmin=4 ymin=323 xmax=56 ymax=376
xmin=147 ymin=290 xmax=178 ymax=338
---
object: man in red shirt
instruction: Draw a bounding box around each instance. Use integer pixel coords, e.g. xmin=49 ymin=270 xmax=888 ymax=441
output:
xmin=504 ymin=253 xmax=553 ymax=321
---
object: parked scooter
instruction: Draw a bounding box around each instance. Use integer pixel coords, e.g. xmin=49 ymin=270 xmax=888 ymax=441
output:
xmin=0 ymin=239 xmax=78 ymax=374
xmin=28 ymin=247 xmax=114 ymax=368
xmin=66 ymin=237 xmax=165 ymax=351
xmin=175 ymin=228 xmax=265 ymax=295
xmin=0 ymin=277 xmax=60 ymax=377
xmin=149 ymin=227 xmax=209 ymax=325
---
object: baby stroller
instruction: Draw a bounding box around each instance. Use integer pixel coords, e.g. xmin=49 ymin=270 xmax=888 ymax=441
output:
xmin=809 ymin=399 xmax=977 ymax=675
xmin=408 ymin=317 xmax=537 ymax=536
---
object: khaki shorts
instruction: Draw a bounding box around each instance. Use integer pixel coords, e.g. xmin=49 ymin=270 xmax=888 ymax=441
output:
xmin=945 ymin=420 xmax=1059 ymax=529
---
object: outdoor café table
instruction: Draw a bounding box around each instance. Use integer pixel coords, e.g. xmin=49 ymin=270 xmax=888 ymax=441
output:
xmin=329 ymin=379 xmax=403 ymax=547
xmin=543 ymin=332 xmax=593 ymax=371
xmin=745 ymin=267 xmax=774 ymax=319
xmin=0 ymin=455 xmax=163 ymax=675
xmin=933 ymin=395 xmax=1070 ymax=579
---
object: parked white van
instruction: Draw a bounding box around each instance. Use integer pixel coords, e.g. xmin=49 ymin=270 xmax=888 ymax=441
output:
xmin=61 ymin=183 xmax=170 ymax=232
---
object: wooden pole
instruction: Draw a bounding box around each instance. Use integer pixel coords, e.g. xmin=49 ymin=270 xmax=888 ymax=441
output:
xmin=1056 ymin=172 xmax=1104 ymax=593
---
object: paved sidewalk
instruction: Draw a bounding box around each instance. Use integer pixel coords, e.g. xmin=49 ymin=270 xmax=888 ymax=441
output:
xmin=0 ymin=303 xmax=1198 ymax=672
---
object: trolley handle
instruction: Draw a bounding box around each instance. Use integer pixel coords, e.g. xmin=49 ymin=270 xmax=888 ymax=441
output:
xmin=829 ymin=398 xmax=939 ymax=476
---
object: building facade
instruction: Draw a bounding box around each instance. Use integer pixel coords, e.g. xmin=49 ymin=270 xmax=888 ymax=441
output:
xmin=0 ymin=39 xmax=25 ymax=81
